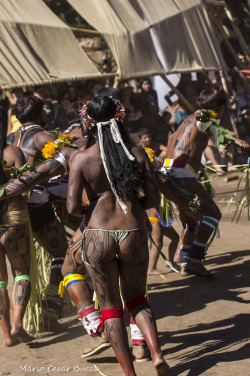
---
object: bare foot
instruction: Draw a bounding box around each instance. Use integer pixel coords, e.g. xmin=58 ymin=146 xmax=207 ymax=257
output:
xmin=148 ymin=269 xmax=166 ymax=276
xmin=155 ymin=361 xmax=171 ymax=375
xmin=11 ymin=327 xmax=35 ymax=343
xmin=4 ymin=334 xmax=19 ymax=347
xmin=81 ymin=332 xmax=110 ymax=358
xmin=132 ymin=344 xmax=150 ymax=362
xmin=154 ymin=355 xmax=171 ymax=375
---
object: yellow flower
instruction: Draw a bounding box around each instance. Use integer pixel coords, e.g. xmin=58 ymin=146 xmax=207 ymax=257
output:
xmin=58 ymin=134 xmax=73 ymax=143
xmin=42 ymin=142 xmax=59 ymax=159
xmin=208 ymin=110 xmax=217 ymax=119
xmin=145 ymin=147 xmax=155 ymax=163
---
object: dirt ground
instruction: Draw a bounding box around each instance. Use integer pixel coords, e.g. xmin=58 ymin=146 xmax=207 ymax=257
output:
xmin=1 ymin=173 xmax=250 ymax=376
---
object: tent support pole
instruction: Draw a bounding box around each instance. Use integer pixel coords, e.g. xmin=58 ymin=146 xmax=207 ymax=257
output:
xmin=219 ymin=70 xmax=239 ymax=137
xmin=160 ymin=75 xmax=195 ymax=113
xmin=208 ymin=11 xmax=244 ymax=68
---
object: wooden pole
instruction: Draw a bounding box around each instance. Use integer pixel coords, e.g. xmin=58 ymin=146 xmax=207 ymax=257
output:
xmin=219 ymin=70 xmax=239 ymax=137
xmin=209 ymin=11 xmax=244 ymax=69
xmin=113 ymin=76 xmax=120 ymax=88
xmin=70 ymin=27 xmax=100 ymax=36
xmin=224 ymin=7 xmax=250 ymax=59
xmin=160 ymin=75 xmax=195 ymax=113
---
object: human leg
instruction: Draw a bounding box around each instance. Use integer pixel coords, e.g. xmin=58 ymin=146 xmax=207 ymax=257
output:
xmin=84 ymin=229 xmax=136 ymax=376
xmin=34 ymin=214 xmax=68 ymax=319
xmin=148 ymin=216 xmax=164 ymax=275
xmin=180 ymin=180 xmax=221 ymax=276
xmin=0 ymin=243 xmax=15 ymax=346
xmin=61 ymin=228 xmax=109 ymax=357
xmin=119 ymin=229 xmax=171 ymax=374
xmin=3 ymin=224 xmax=34 ymax=342
xmin=204 ymin=145 xmax=225 ymax=175
xmin=163 ymin=226 xmax=180 ymax=271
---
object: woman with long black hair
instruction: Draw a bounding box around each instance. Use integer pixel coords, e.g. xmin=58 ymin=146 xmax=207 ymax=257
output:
xmin=66 ymin=96 xmax=171 ymax=375
xmin=0 ymin=124 xmax=34 ymax=345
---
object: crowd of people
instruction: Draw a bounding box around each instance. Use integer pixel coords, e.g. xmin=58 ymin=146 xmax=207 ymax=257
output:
xmin=0 ymin=67 xmax=250 ymax=375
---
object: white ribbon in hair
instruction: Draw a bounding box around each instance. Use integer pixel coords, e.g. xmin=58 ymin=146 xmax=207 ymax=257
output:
xmin=96 ymin=118 xmax=135 ymax=214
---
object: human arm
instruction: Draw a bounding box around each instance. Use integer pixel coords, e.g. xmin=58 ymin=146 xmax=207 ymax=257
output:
xmin=139 ymin=150 xmax=160 ymax=210
xmin=154 ymin=169 xmax=189 ymax=210
xmin=67 ymin=153 xmax=85 ymax=217
xmin=164 ymin=91 xmax=174 ymax=106
xmin=0 ymin=158 xmax=64 ymax=201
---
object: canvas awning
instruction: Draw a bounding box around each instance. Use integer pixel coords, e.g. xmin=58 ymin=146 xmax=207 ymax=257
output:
xmin=0 ymin=0 xmax=102 ymax=89
xmin=138 ymin=0 xmax=227 ymax=72
xmin=67 ymin=0 xmax=166 ymax=79
xmin=68 ymin=0 xmax=227 ymax=78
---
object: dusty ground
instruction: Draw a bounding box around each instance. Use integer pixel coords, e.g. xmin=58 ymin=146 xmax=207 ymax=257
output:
xmin=1 ymin=173 xmax=250 ymax=376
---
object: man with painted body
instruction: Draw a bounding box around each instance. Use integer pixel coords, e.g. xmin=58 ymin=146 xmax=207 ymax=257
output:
xmin=162 ymin=89 xmax=249 ymax=277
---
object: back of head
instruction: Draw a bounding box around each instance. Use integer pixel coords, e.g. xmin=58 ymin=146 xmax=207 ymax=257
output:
xmin=80 ymin=96 xmax=142 ymax=201
xmin=87 ymin=96 xmax=117 ymax=123
xmin=95 ymin=87 xmax=121 ymax=101
xmin=196 ymin=89 xmax=226 ymax=110
xmin=66 ymin=101 xmax=84 ymax=125
xmin=15 ymin=95 xmax=44 ymax=124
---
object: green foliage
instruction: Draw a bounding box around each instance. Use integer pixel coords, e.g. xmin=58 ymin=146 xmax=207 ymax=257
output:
xmin=196 ymin=111 xmax=234 ymax=149
xmin=0 ymin=159 xmax=44 ymax=197
xmin=199 ymin=164 xmax=215 ymax=198
xmin=1 ymin=159 xmax=43 ymax=179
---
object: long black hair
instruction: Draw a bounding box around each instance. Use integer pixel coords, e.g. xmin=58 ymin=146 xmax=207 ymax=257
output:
xmin=0 ymin=124 xmax=8 ymax=224
xmin=87 ymin=96 xmax=143 ymax=199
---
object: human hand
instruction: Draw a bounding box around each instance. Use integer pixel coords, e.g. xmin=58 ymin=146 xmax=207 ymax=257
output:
xmin=234 ymin=138 xmax=250 ymax=149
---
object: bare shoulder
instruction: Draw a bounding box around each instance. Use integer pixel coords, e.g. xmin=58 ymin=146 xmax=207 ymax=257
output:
xmin=36 ymin=130 xmax=56 ymax=148
xmin=3 ymin=145 xmax=25 ymax=167
xmin=71 ymin=144 xmax=98 ymax=164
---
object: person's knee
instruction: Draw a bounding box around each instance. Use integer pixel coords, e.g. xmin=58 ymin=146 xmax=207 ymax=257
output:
xmin=209 ymin=205 xmax=221 ymax=221
xmin=204 ymin=202 xmax=221 ymax=221
xmin=125 ymin=296 xmax=151 ymax=320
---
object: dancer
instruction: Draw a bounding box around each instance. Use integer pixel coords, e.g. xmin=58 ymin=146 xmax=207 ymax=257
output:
xmin=0 ymin=127 xmax=34 ymax=346
xmin=66 ymin=96 xmax=171 ymax=375
xmin=0 ymin=117 xmax=109 ymax=356
xmin=162 ymin=89 xmax=249 ymax=277
xmin=147 ymin=206 xmax=180 ymax=275
xmin=7 ymin=95 xmax=69 ymax=319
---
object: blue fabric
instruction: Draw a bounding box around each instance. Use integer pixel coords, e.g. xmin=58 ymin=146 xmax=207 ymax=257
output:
xmin=175 ymin=110 xmax=188 ymax=127
xmin=180 ymin=249 xmax=190 ymax=263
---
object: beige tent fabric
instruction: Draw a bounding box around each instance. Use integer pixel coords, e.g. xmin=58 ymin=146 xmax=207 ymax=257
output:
xmin=69 ymin=0 xmax=226 ymax=76
xmin=0 ymin=0 xmax=101 ymax=89
xmin=137 ymin=0 xmax=227 ymax=72
xmin=67 ymin=0 xmax=166 ymax=79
